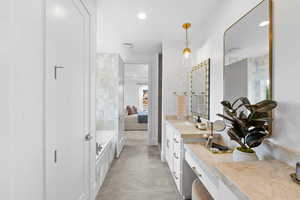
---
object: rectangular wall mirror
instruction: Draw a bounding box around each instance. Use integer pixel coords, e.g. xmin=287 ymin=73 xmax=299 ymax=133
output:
xmin=190 ymin=59 xmax=210 ymax=120
xmin=224 ymin=0 xmax=272 ymax=104
xmin=224 ymin=0 xmax=273 ymax=132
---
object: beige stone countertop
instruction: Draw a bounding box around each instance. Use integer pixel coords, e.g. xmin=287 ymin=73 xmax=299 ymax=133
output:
xmin=185 ymin=143 xmax=300 ymax=200
xmin=166 ymin=119 xmax=221 ymax=139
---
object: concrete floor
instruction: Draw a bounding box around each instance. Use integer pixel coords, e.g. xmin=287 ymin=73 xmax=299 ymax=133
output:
xmin=96 ymin=131 xmax=181 ymax=200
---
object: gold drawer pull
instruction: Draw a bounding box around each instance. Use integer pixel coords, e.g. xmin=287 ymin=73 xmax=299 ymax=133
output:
xmin=173 ymin=171 xmax=179 ymax=180
xmin=192 ymin=166 xmax=202 ymax=177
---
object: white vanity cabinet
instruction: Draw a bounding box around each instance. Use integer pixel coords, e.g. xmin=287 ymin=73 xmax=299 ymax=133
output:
xmin=165 ymin=121 xmax=198 ymax=199
xmin=165 ymin=122 xmax=183 ymax=195
xmin=165 ymin=123 xmax=174 ymax=171
xmin=164 ymin=120 xmax=233 ymax=200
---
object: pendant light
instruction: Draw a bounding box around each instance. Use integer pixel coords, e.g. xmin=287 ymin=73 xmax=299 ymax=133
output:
xmin=182 ymin=23 xmax=191 ymax=59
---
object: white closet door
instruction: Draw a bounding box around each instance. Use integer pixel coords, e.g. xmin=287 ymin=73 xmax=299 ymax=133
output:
xmin=45 ymin=0 xmax=91 ymax=200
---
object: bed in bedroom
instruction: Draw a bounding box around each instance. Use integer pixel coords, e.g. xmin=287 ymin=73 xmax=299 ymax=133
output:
xmin=125 ymin=108 xmax=148 ymax=131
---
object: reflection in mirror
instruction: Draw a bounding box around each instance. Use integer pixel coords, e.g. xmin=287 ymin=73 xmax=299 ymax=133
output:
xmin=190 ymin=59 xmax=210 ymax=120
xmin=224 ymin=0 xmax=271 ymax=104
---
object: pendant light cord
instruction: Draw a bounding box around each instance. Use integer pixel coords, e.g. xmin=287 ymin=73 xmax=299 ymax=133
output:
xmin=186 ymin=28 xmax=188 ymax=48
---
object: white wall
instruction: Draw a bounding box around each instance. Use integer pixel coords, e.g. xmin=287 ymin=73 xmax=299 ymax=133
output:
xmin=161 ymin=41 xmax=192 ymax=159
xmin=8 ymin=1 xmax=45 ymax=199
xmin=148 ymin=54 xmax=159 ymax=145
xmin=0 ymin=1 xmax=12 ymax=198
xmin=194 ymin=0 xmax=300 ymax=165
xmin=162 ymin=40 xmax=192 ymax=116
xmin=1 ymin=0 xmax=97 ymax=199
xmin=124 ymin=80 xmax=144 ymax=109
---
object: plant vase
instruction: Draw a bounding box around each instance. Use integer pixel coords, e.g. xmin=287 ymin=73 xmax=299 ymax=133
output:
xmin=232 ymin=148 xmax=258 ymax=162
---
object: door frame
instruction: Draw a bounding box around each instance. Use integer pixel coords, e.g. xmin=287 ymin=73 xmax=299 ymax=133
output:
xmin=148 ymin=54 xmax=161 ymax=146
xmin=124 ymin=62 xmax=153 ymax=145
xmin=124 ymin=56 xmax=160 ymax=146
xmin=76 ymin=1 xmax=97 ymax=199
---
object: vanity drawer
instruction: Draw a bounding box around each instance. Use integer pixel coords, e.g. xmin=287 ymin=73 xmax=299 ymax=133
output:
xmin=173 ymin=130 xmax=181 ymax=143
xmin=172 ymin=132 xmax=181 ymax=155
xmin=185 ymin=151 xmax=219 ymax=199
xmin=173 ymin=151 xmax=181 ymax=172
xmin=173 ymin=139 xmax=181 ymax=155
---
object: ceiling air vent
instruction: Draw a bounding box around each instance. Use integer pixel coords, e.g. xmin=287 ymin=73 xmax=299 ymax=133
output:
xmin=122 ymin=43 xmax=134 ymax=49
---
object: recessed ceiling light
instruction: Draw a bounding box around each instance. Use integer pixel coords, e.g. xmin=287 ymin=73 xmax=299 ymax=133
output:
xmin=259 ymin=20 xmax=269 ymax=27
xmin=137 ymin=12 xmax=147 ymax=20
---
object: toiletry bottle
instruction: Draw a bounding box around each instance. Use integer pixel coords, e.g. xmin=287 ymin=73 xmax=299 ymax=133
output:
xmin=197 ymin=116 xmax=201 ymax=123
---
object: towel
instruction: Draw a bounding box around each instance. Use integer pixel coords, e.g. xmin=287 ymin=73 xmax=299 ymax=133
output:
xmin=176 ymin=95 xmax=187 ymax=120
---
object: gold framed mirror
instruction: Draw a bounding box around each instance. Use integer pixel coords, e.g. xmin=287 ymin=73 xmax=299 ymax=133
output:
xmin=223 ymin=0 xmax=273 ymax=133
xmin=190 ymin=59 xmax=210 ymax=120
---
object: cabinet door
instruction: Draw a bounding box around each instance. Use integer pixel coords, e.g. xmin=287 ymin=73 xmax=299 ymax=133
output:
xmin=45 ymin=0 xmax=91 ymax=199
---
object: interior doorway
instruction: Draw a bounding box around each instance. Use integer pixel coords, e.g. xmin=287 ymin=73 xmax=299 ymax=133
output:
xmin=124 ymin=63 xmax=149 ymax=143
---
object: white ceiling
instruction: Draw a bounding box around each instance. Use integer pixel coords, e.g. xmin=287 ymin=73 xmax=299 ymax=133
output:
xmin=97 ymin=0 xmax=222 ymax=62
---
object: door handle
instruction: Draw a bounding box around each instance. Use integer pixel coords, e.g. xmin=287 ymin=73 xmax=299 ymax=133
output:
xmin=173 ymin=171 xmax=179 ymax=180
xmin=173 ymin=153 xmax=179 ymax=159
xmin=54 ymin=65 xmax=64 ymax=79
xmin=192 ymin=166 xmax=202 ymax=177
xmin=85 ymin=134 xmax=93 ymax=141
xmin=54 ymin=150 xmax=57 ymax=163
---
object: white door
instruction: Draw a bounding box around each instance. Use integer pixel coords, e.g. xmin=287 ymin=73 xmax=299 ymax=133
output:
xmin=45 ymin=0 xmax=91 ymax=200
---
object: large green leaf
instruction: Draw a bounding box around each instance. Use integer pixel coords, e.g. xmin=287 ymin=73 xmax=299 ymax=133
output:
xmin=221 ymin=100 xmax=233 ymax=110
xmin=232 ymin=97 xmax=251 ymax=110
xmin=239 ymin=111 xmax=248 ymax=121
xmin=232 ymin=122 xmax=246 ymax=138
xmin=228 ymin=128 xmax=247 ymax=148
xmin=248 ymin=112 xmax=269 ymax=121
xmin=216 ymin=114 xmax=235 ymax=123
xmin=231 ymin=115 xmax=247 ymax=129
xmin=247 ymin=100 xmax=278 ymax=113
xmin=239 ymin=97 xmax=251 ymax=105
xmin=224 ymin=107 xmax=237 ymax=118
xmin=232 ymin=97 xmax=249 ymax=107
xmin=246 ymin=120 xmax=266 ymax=129
xmin=245 ymin=129 xmax=267 ymax=148
xmin=219 ymin=98 xmax=277 ymax=149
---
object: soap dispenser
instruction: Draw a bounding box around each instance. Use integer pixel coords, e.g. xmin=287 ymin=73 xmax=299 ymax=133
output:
xmin=197 ymin=116 xmax=201 ymax=123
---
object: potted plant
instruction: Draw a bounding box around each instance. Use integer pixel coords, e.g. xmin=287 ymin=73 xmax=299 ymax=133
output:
xmin=217 ymin=97 xmax=277 ymax=162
